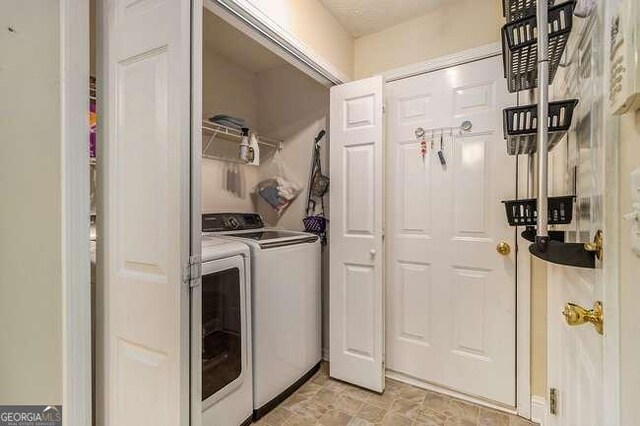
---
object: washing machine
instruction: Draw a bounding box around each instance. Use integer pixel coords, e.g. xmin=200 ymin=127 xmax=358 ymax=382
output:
xmin=202 ymin=213 xmax=322 ymax=419
xmin=192 ymin=236 xmax=253 ymax=426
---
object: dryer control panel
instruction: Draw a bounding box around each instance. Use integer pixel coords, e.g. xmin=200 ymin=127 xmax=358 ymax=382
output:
xmin=202 ymin=213 xmax=264 ymax=232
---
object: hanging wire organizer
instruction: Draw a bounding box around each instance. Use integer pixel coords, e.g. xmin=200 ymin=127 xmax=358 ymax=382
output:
xmin=201 ymin=121 xmax=283 ymax=163
xmin=414 ymin=121 xmax=475 ymax=144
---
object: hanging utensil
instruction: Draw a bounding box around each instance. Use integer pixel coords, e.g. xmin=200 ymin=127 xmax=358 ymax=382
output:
xmin=437 ymin=131 xmax=446 ymax=166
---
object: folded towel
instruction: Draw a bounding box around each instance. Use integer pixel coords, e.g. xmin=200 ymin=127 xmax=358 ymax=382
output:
xmin=209 ymin=114 xmax=246 ymax=130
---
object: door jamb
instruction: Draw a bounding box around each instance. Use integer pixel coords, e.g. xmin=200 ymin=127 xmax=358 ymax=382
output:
xmin=61 ymin=0 xmax=91 ymax=423
xmin=382 ymin=43 xmax=532 ymax=420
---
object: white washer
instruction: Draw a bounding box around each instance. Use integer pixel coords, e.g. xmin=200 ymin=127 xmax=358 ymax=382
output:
xmin=193 ymin=236 xmax=253 ymax=426
xmin=202 ymin=213 xmax=322 ymax=419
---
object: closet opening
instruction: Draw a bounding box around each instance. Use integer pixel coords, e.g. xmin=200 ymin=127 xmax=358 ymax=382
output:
xmin=195 ymin=4 xmax=332 ymax=422
xmin=199 ymin=8 xmax=330 ymax=229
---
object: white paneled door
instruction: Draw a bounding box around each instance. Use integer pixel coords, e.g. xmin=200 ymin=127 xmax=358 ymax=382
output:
xmin=546 ymin=11 xmax=608 ymax=424
xmin=98 ymin=0 xmax=191 ymax=425
xmin=330 ymin=76 xmax=385 ymax=393
xmin=386 ymin=56 xmax=517 ymax=406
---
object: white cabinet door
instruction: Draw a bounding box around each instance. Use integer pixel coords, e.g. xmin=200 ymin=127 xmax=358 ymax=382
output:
xmin=97 ymin=0 xmax=191 ymax=424
xmin=386 ymin=56 xmax=517 ymax=406
xmin=329 ymin=76 xmax=385 ymax=392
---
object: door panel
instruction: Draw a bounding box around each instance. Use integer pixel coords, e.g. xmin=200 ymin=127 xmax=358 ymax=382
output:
xmin=330 ymin=76 xmax=385 ymax=392
xmin=547 ymin=9 xmax=607 ymax=425
xmin=98 ymin=0 xmax=191 ymax=424
xmin=386 ymin=56 xmax=517 ymax=406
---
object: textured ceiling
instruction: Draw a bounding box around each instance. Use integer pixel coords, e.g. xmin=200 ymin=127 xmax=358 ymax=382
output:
xmin=203 ymin=9 xmax=287 ymax=73
xmin=319 ymin=0 xmax=456 ymax=37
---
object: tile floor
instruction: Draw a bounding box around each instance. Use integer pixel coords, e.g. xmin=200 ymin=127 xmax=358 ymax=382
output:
xmin=255 ymin=364 xmax=537 ymax=426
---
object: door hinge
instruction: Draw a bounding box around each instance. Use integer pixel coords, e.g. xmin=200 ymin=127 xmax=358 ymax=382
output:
xmin=382 ymin=103 xmax=387 ymax=114
xmin=183 ymin=255 xmax=201 ymax=288
xmin=549 ymin=388 xmax=558 ymax=415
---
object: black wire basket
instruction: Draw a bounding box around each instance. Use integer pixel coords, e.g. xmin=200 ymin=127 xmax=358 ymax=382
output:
xmin=502 ymin=196 xmax=574 ymax=226
xmin=501 ymin=1 xmax=576 ymax=92
xmin=503 ymin=99 xmax=578 ymax=154
xmin=502 ymin=0 xmax=556 ymax=22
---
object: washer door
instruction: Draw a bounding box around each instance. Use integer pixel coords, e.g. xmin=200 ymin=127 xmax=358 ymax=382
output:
xmin=192 ymin=255 xmax=248 ymax=411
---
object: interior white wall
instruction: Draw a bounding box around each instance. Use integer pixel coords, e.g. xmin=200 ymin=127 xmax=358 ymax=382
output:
xmin=201 ymin=45 xmax=261 ymax=213
xmin=255 ymin=65 xmax=329 ymax=229
xmin=237 ymin=0 xmax=355 ymax=80
xmin=201 ymin=43 xmax=330 ymax=227
xmin=0 ymin=0 xmax=63 ymax=403
xmin=353 ymin=0 xmax=503 ymax=78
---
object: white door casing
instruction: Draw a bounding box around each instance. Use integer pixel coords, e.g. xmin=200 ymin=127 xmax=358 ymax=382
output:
xmin=329 ymin=76 xmax=385 ymax=393
xmin=97 ymin=0 xmax=191 ymax=424
xmin=385 ymin=56 xmax=518 ymax=406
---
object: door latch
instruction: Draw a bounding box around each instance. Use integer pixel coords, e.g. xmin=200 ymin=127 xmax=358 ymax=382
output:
xmin=549 ymin=388 xmax=558 ymax=415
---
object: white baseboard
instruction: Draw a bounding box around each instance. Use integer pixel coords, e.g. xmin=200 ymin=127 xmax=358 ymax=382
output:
xmin=531 ymin=396 xmax=547 ymax=425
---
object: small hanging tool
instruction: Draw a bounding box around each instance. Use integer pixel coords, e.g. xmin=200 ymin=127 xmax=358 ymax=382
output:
xmin=415 ymin=127 xmax=428 ymax=158
xmin=437 ymin=131 xmax=446 ymax=166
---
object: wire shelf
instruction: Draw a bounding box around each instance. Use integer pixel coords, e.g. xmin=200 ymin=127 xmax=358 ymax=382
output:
xmin=501 ymin=1 xmax=576 ymax=92
xmin=503 ymin=99 xmax=578 ymax=155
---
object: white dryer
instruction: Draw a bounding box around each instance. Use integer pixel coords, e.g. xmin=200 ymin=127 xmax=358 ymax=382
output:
xmin=193 ymin=236 xmax=253 ymax=426
xmin=202 ymin=213 xmax=322 ymax=420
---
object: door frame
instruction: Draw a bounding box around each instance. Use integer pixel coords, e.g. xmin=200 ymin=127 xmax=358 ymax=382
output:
xmin=61 ymin=0 xmax=92 ymax=423
xmin=383 ymin=43 xmax=532 ymax=419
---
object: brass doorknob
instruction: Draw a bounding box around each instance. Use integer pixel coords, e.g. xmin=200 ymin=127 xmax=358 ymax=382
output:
xmin=562 ymin=301 xmax=603 ymax=335
xmin=496 ymin=241 xmax=511 ymax=255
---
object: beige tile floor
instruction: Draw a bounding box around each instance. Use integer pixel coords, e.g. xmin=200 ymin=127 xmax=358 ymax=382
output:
xmin=254 ymin=364 xmax=537 ymax=426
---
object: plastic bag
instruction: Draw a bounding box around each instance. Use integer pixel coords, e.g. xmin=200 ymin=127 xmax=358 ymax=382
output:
xmin=255 ymin=151 xmax=301 ymax=216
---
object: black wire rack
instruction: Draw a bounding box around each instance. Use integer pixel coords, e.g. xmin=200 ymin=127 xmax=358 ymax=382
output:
xmin=502 ymin=0 xmax=556 ymax=22
xmin=502 ymin=196 xmax=574 ymax=226
xmin=501 ymin=1 xmax=576 ymax=93
xmin=503 ymin=99 xmax=578 ymax=155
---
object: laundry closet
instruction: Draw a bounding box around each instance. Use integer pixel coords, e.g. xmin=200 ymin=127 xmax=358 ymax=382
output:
xmin=199 ymin=9 xmax=330 ymax=231
xmin=195 ymin=5 xmax=332 ymax=425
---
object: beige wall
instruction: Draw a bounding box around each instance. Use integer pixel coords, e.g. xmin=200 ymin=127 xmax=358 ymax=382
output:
xmin=619 ymin=109 xmax=640 ymax=426
xmin=0 ymin=1 xmax=63 ymax=404
xmin=353 ymin=0 xmax=503 ymax=78
xmin=245 ymin=0 xmax=354 ymax=80
xmin=530 ymin=258 xmax=548 ymax=398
